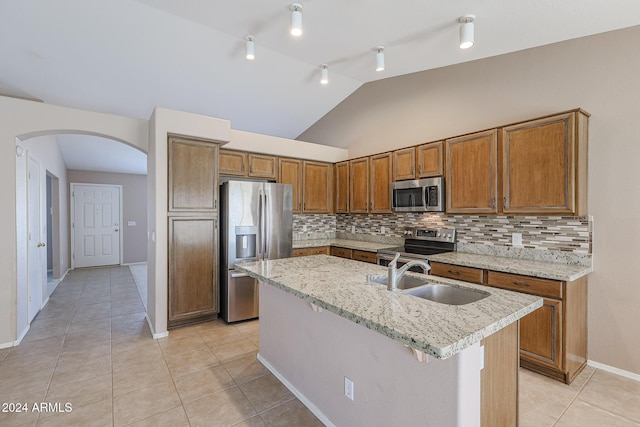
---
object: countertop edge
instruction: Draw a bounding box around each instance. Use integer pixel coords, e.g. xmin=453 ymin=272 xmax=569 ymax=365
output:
xmin=235 ymin=261 xmax=543 ymax=359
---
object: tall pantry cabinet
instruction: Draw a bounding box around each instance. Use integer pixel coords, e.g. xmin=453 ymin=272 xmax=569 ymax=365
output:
xmin=167 ymin=136 xmax=220 ymax=328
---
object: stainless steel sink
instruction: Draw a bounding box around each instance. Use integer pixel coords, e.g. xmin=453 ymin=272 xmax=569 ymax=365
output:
xmin=406 ymin=284 xmax=490 ymax=305
xmin=366 ymin=274 xmax=427 ymax=290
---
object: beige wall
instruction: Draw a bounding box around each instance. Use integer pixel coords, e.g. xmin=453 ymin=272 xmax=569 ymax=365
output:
xmin=67 ymin=170 xmax=147 ymax=264
xmin=1 ymin=95 xmax=147 ymax=346
xmin=299 ymin=26 xmax=640 ymax=375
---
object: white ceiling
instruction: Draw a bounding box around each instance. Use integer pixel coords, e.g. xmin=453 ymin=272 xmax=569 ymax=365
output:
xmin=2 ymin=0 xmax=640 ymax=174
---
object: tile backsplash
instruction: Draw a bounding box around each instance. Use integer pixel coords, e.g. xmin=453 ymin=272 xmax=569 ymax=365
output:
xmin=295 ymin=213 xmax=592 ymax=255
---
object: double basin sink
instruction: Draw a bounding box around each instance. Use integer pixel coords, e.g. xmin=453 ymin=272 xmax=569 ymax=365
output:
xmin=367 ymin=275 xmax=489 ymax=306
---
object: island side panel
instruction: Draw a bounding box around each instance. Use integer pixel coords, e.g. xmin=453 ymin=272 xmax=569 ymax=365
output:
xmin=258 ymin=282 xmax=482 ymax=427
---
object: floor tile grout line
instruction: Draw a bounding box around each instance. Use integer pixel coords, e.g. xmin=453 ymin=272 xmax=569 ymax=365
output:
xmin=551 ymin=367 xmax=598 ymax=426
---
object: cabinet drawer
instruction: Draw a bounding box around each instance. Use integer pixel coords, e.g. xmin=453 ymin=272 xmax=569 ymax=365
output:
xmin=292 ymin=248 xmax=310 ymax=257
xmin=352 ymin=250 xmax=377 ymax=264
xmin=330 ymin=247 xmax=353 ymax=259
xmin=486 ymin=271 xmax=562 ymax=299
xmin=309 ymin=246 xmax=330 ymax=255
xmin=430 ymin=262 xmax=484 ymax=284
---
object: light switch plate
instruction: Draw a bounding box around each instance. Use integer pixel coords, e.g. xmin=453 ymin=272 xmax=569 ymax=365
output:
xmin=127 ymin=221 xmax=136 ymax=227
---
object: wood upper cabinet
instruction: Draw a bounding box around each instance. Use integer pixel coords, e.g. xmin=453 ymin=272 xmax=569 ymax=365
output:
xmin=369 ymin=153 xmax=393 ymax=213
xmin=168 ymin=216 xmax=218 ymax=327
xmin=248 ymin=153 xmax=277 ymax=179
xmin=335 ymin=161 xmax=349 ymax=214
xmin=501 ymin=110 xmax=588 ymax=215
xmin=349 ymin=157 xmax=370 ymax=213
xmin=303 ymin=161 xmax=333 ymax=213
xmin=278 ymin=158 xmax=302 ymax=213
xmin=168 ymin=136 xmax=218 ymax=212
xmin=393 ymin=147 xmax=416 ymax=181
xmin=218 ymin=149 xmax=247 ymax=176
xmin=417 ymin=141 xmax=443 ymax=178
xmin=446 ymin=129 xmax=498 ymax=214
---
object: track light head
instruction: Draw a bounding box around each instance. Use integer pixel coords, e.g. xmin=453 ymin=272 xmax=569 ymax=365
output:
xmin=375 ymin=46 xmax=385 ymax=72
xmin=459 ymin=15 xmax=475 ymax=49
xmin=290 ymin=3 xmax=303 ymax=37
xmin=320 ymin=64 xmax=329 ymax=85
xmin=245 ymin=36 xmax=255 ymax=60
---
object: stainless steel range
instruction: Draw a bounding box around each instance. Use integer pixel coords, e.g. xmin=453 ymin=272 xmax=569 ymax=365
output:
xmin=377 ymin=227 xmax=456 ymax=271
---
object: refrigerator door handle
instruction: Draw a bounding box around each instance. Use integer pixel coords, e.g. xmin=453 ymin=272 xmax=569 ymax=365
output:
xmin=258 ymin=190 xmax=264 ymax=260
xmin=264 ymin=192 xmax=269 ymax=258
xmin=231 ymin=272 xmax=250 ymax=278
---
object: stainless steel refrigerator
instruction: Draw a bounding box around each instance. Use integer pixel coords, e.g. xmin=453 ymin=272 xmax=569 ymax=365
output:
xmin=220 ymin=180 xmax=293 ymax=322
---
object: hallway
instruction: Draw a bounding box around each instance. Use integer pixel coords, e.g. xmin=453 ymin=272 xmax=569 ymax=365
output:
xmin=0 ymin=266 xmax=321 ymax=426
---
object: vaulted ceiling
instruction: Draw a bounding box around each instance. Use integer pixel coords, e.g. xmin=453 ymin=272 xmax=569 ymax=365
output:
xmin=2 ymin=0 xmax=640 ymax=173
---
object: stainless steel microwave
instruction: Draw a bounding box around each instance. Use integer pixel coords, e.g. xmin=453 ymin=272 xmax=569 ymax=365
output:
xmin=392 ymin=177 xmax=445 ymax=212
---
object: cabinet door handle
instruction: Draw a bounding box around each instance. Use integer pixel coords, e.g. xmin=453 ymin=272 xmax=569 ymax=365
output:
xmin=447 ymin=270 xmax=460 ymax=275
xmin=490 ymin=198 xmax=495 ymax=209
xmin=503 ymin=197 xmax=507 ymax=210
xmin=513 ymin=281 xmax=530 ymax=287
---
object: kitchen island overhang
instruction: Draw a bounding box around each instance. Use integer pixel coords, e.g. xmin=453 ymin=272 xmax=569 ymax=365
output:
xmin=236 ymin=255 xmax=542 ymax=426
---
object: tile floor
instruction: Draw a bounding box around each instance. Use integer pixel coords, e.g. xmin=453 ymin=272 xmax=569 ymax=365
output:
xmin=1 ymin=266 xmax=638 ymax=426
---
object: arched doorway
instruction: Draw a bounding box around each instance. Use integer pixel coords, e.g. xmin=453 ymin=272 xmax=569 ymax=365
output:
xmin=14 ymin=130 xmax=148 ymax=341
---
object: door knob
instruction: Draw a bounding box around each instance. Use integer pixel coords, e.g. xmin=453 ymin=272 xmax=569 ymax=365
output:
xmin=37 ymin=242 xmax=46 ymax=247
xmin=114 ymin=229 xmax=119 ymax=232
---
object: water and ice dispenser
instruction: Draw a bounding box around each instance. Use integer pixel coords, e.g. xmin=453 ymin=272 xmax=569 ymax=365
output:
xmin=235 ymin=226 xmax=257 ymax=260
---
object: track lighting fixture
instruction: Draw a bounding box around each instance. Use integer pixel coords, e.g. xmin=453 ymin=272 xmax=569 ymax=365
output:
xmin=459 ymin=15 xmax=475 ymax=49
xmin=245 ymin=36 xmax=255 ymax=60
xmin=375 ymin=47 xmax=385 ymax=72
xmin=290 ymin=3 xmax=303 ymax=37
xmin=320 ymin=64 xmax=329 ymax=85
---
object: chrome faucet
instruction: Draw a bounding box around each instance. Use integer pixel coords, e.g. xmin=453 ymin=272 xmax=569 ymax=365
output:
xmin=387 ymin=253 xmax=431 ymax=291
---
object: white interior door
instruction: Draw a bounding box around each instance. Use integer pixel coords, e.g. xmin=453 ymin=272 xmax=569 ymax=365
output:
xmin=27 ymin=156 xmax=43 ymax=322
xmin=72 ymin=184 xmax=121 ymax=268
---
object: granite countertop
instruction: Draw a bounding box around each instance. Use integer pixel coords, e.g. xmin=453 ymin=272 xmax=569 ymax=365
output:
xmin=426 ymin=252 xmax=593 ymax=281
xmin=236 ymin=255 xmax=542 ymax=359
xmin=293 ymin=238 xmax=393 ymax=252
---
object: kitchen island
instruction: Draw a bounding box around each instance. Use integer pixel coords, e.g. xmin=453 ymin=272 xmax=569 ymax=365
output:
xmin=236 ymin=255 xmax=542 ymax=426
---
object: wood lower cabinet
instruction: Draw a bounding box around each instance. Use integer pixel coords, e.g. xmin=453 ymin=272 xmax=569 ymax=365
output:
xmin=330 ymin=247 xmax=376 ymax=264
xmin=519 ymin=298 xmax=563 ymax=372
xmin=352 ymin=250 xmax=377 ymax=264
xmin=218 ymin=149 xmax=247 ymax=176
xmin=293 ymin=246 xmax=330 ymax=257
xmin=330 ymin=246 xmax=352 ymax=259
xmin=303 ymin=161 xmax=333 ymax=213
xmin=168 ymin=216 xmax=218 ymax=327
xmin=279 ymin=158 xmax=303 ymax=213
xmin=431 ymin=263 xmax=587 ymax=384
xmin=369 ymin=153 xmax=393 ymax=213
xmin=501 ymin=111 xmax=588 ymax=215
xmin=169 ymin=137 xmax=218 ymax=212
xmin=393 ymin=147 xmax=416 ymax=181
xmin=335 ymin=161 xmax=349 ymax=214
xmin=446 ymin=129 xmax=498 ymax=214
xmin=350 ymin=158 xmax=369 ymax=213
xmin=430 ymin=262 xmax=485 ymax=284
xmin=417 ymin=141 xmax=443 ymax=178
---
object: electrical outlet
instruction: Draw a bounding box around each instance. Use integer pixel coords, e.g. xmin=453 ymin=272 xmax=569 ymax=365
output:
xmin=512 ymin=233 xmax=523 ymax=247
xmin=344 ymin=377 xmax=354 ymax=400
xmin=302 ymin=224 xmax=307 ymax=232
xmin=381 ymin=226 xmax=386 ymax=234
xmin=351 ymin=225 xmax=355 ymax=233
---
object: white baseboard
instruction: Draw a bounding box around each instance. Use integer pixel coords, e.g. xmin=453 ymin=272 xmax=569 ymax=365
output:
xmin=41 ymin=296 xmax=49 ymax=309
xmin=146 ymin=313 xmax=168 ymax=339
xmin=588 ymin=360 xmax=640 ymax=382
xmin=257 ymin=353 xmax=335 ymax=427
xmin=124 ymin=262 xmax=148 ymax=266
